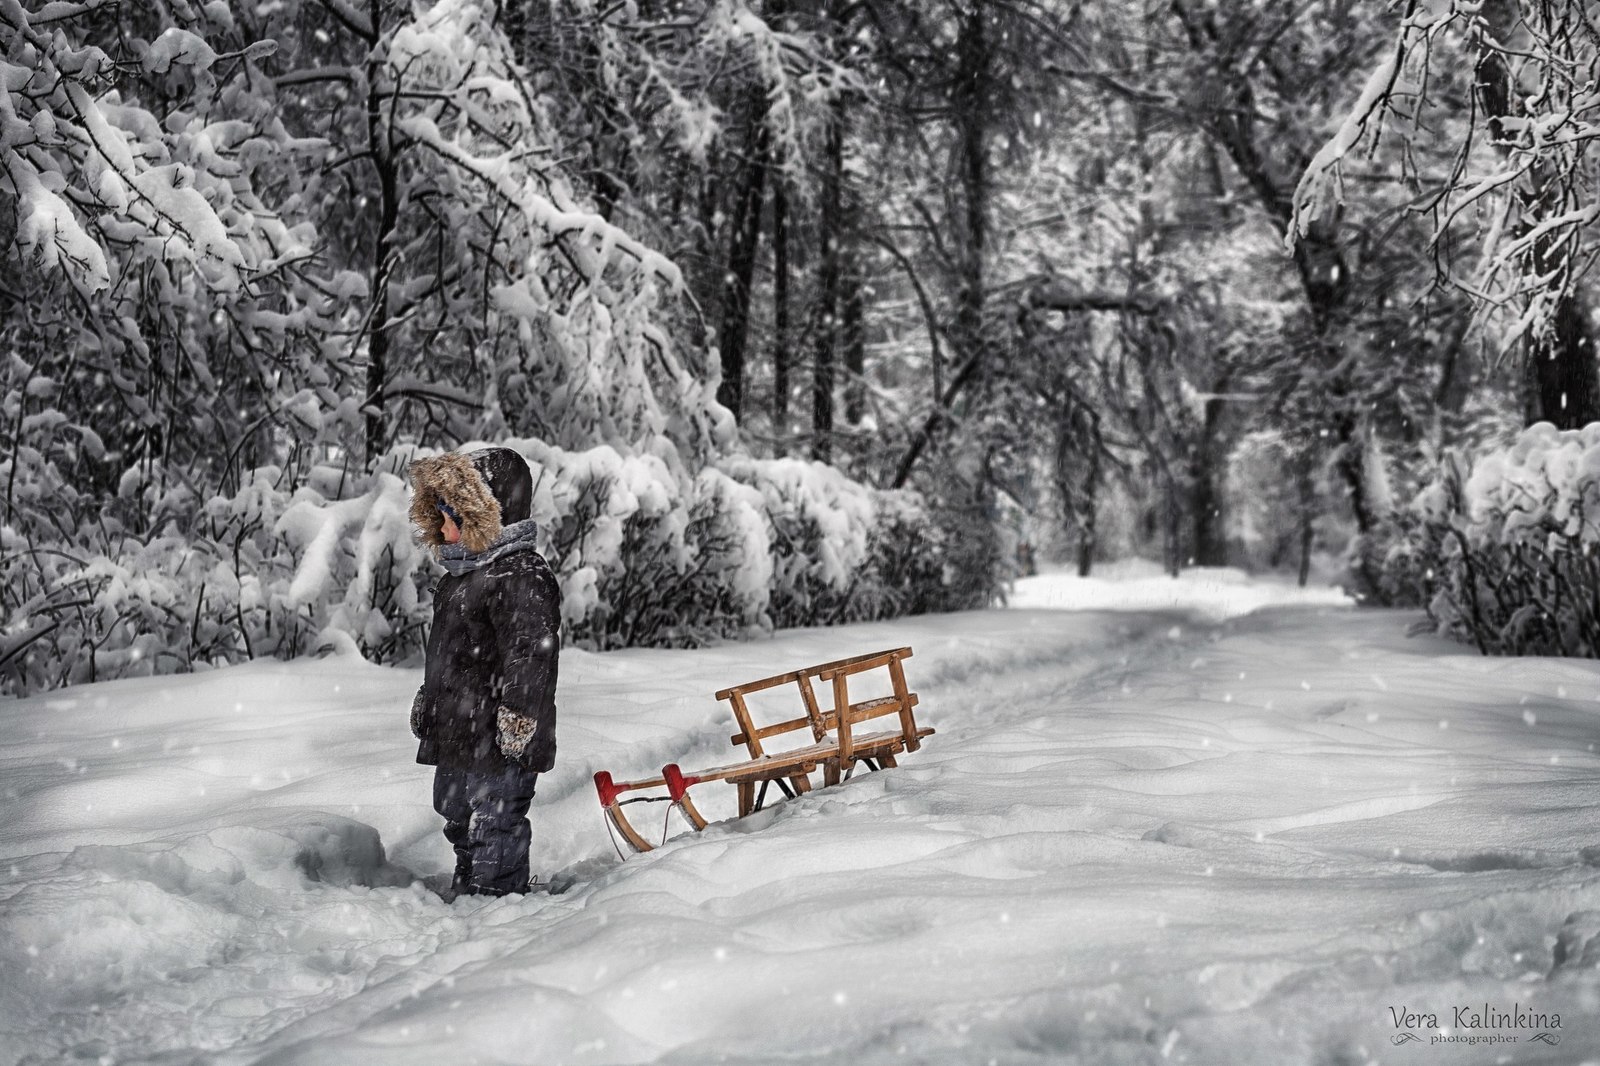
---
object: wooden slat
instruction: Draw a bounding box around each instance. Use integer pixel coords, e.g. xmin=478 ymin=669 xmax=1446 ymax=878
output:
xmin=816 ymin=647 xmax=913 ymax=682
xmin=839 ymin=693 xmax=919 ymax=726
xmin=730 ymin=712 xmax=816 ymax=746
xmin=796 ymin=674 xmax=828 ymax=740
xmin=888 ymin=654 xmax=921 ymax=753
xmin=837 ymin=726 xmax=935 ymax=768
xmin=724 ymin=760 xmax=825 ymax=786
xmin=849 ymin=726 xmax=934 ymax=752
xmin=728 ymin=691 xmax=763 ymax=758
xmin=714 ymin=666 xmax=810 ymax=702
xmin=833 ymin=670 xmax=853 ymax=763
xmin=679 ymin=740 xmax=841 ymax=784
xmin=715 ymin=647 xmax=913 ymax=700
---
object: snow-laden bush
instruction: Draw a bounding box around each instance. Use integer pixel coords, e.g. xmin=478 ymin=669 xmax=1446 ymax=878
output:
xmin=1 ymin=450 xmax=432 ymax=690
xmin=723 ymin=458 xmax=874 ymax=629
xmin=529 ymin=442 xmax=776 ymax=649
xmin=1388 ymin=422 xmax=1600 ymax=657
xmin=1 ymin=440 xmax=961 ymax=694
xmin=720 ymin=458 xmax=974 ymax=628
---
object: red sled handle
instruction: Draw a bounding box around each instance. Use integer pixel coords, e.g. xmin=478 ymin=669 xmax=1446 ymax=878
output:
xmin=663 ymin=763 xmax=700 ymax=803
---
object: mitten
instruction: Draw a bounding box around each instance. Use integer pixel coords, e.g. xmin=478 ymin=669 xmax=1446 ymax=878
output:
xmin=497 ymin=705 xmax=555 ymax=771
xmin=496 ymin=705 xmax=537 ymax=758
xmin=410 ymin=689 xmax=428 ymax=739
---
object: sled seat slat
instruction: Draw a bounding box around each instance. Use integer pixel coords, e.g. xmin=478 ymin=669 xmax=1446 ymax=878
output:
xmin=679 ymin=741 xmax=837 ymax=784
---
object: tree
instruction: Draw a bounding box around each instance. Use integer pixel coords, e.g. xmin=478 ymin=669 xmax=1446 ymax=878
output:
xmin=1 ymin=0 xmax=347 ymax=511
xmin=1293 ymin=0 xmax=1600 ymax=430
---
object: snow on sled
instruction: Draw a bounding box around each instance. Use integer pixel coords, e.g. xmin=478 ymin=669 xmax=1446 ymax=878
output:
xmin=594 ymin=647 xmax=932 ymax=854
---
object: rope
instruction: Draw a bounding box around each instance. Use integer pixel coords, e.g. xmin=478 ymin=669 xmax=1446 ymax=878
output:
xmin=602 ymin=809 xmax=628 ymax=863
xmin=603 ymin=795 xmax=675 ymax=860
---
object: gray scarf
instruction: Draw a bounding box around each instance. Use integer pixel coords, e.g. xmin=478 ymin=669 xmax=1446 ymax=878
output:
xmin=438 ymin=519 xmax=541 ymax=577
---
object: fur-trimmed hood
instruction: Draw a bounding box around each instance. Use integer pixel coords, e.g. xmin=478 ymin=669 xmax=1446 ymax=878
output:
xmin=408 ymin=447 xmax=534 ymax=555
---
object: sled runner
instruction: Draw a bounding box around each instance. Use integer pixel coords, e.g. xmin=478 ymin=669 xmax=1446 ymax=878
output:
xmin=594 ymin=646 xmax=932 ymax=855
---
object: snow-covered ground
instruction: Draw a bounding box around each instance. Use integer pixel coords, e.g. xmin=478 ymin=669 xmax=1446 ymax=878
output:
xmin=5 ymin=566 xmax=1600 ymax=1065
xmin=1007 ymin=558 xmax=1354 ymax=618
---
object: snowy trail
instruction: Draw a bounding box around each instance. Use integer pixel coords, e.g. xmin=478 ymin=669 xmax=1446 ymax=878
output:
xmin=5 ymin=570 xmax=1600 ymax=1065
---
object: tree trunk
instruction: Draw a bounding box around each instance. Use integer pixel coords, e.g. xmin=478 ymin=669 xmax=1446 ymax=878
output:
xmin=892 ymin=352 xmax=981 ymax=488
xmin=1295 ymin=449 xmax=1316 ymax=587
xmin=1476 ymin=0 xmax=1600 ymax=429
xmin=772 ymin=175 xmax=790 ymax=453
xmin=689 ymin=169 xmax=721 ymax=357
xmin=364 ymin=0 xmax=397 ymax=464
xmin=1332 ymin=402 xmax=1390 ymax=602
xmin=811 ymin=101 xmax=843 ymax=462
xmin=1077 ymin=499 xmax=1098 ymax=577
xmin=1189 ymin=391 xmax=1228 ymax=567
xmin=953 ymin=3 xmax=989 ymax=372
xmin=717 ymin=104 xmax=770 ymax=419
xmin=1165 ymin=477 xmax=1182 ymax=577
xmin=1432 ymin=306 xmax=1474 ymax=414
xmin=843 ymin=248 xmax=865 ymax=425
xmin=1526 ymin=286 xmax=1600 ymax=430
xmin=1055 ymin=408 xmax=1101 ymax=577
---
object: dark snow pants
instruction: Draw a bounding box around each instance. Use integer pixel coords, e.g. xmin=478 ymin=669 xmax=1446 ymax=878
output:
xmin=432 ymin=763 xmax=539 ymax=896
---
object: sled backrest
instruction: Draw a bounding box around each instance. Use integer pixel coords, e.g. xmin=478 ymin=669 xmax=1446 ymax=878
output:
xmin=720 ymin=647 xmax=916 ymax=759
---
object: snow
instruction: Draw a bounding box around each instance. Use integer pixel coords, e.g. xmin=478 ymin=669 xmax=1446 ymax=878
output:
xmin=1007 ymin=559 xmax=1353 ymax=620
xmin=1290 ymin=45 xmax=1400 ymax=244
xmin=276 ymin=492 xmax=375 ymax=610
xmin=141 ymin=28 xmax=219 ymax=74
xmin=5 ymin=144 xmax=111 ymax=291
xmin=127 ymin=162 xmax=249 ymax=278
xmin=5 ymin=568 xmax=1600 ymax=1064
xmin=1456 ymin=421 xmax=1600 ymax=541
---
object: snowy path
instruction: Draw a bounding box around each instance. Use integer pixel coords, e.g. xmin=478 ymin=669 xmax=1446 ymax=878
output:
xmin=4 ymin=570 xmax=1600 ymax=1065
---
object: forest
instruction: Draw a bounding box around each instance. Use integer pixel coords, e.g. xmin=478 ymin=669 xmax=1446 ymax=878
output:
xmin=5 ymin=0 xmax=1600 ymax=695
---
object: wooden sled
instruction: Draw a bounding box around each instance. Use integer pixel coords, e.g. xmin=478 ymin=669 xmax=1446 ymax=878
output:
xmin=594 ymin=647 xmax=932 ymax=855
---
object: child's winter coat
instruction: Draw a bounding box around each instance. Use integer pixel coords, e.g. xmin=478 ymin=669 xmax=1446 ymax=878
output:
xmin=407 ymin=447 xmax=561 ymax=774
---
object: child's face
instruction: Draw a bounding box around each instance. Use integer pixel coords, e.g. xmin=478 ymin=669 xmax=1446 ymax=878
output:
xmin=441 ymin=512 xmax=462 ymax=544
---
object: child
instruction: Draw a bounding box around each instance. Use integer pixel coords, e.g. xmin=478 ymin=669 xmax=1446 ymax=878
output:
xmin=407 ymin=447 xmax=561 ymax=898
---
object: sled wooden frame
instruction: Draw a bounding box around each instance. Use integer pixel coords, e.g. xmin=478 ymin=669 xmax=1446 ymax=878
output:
xmin=593 ymin=647 xmax=933 ymax=854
